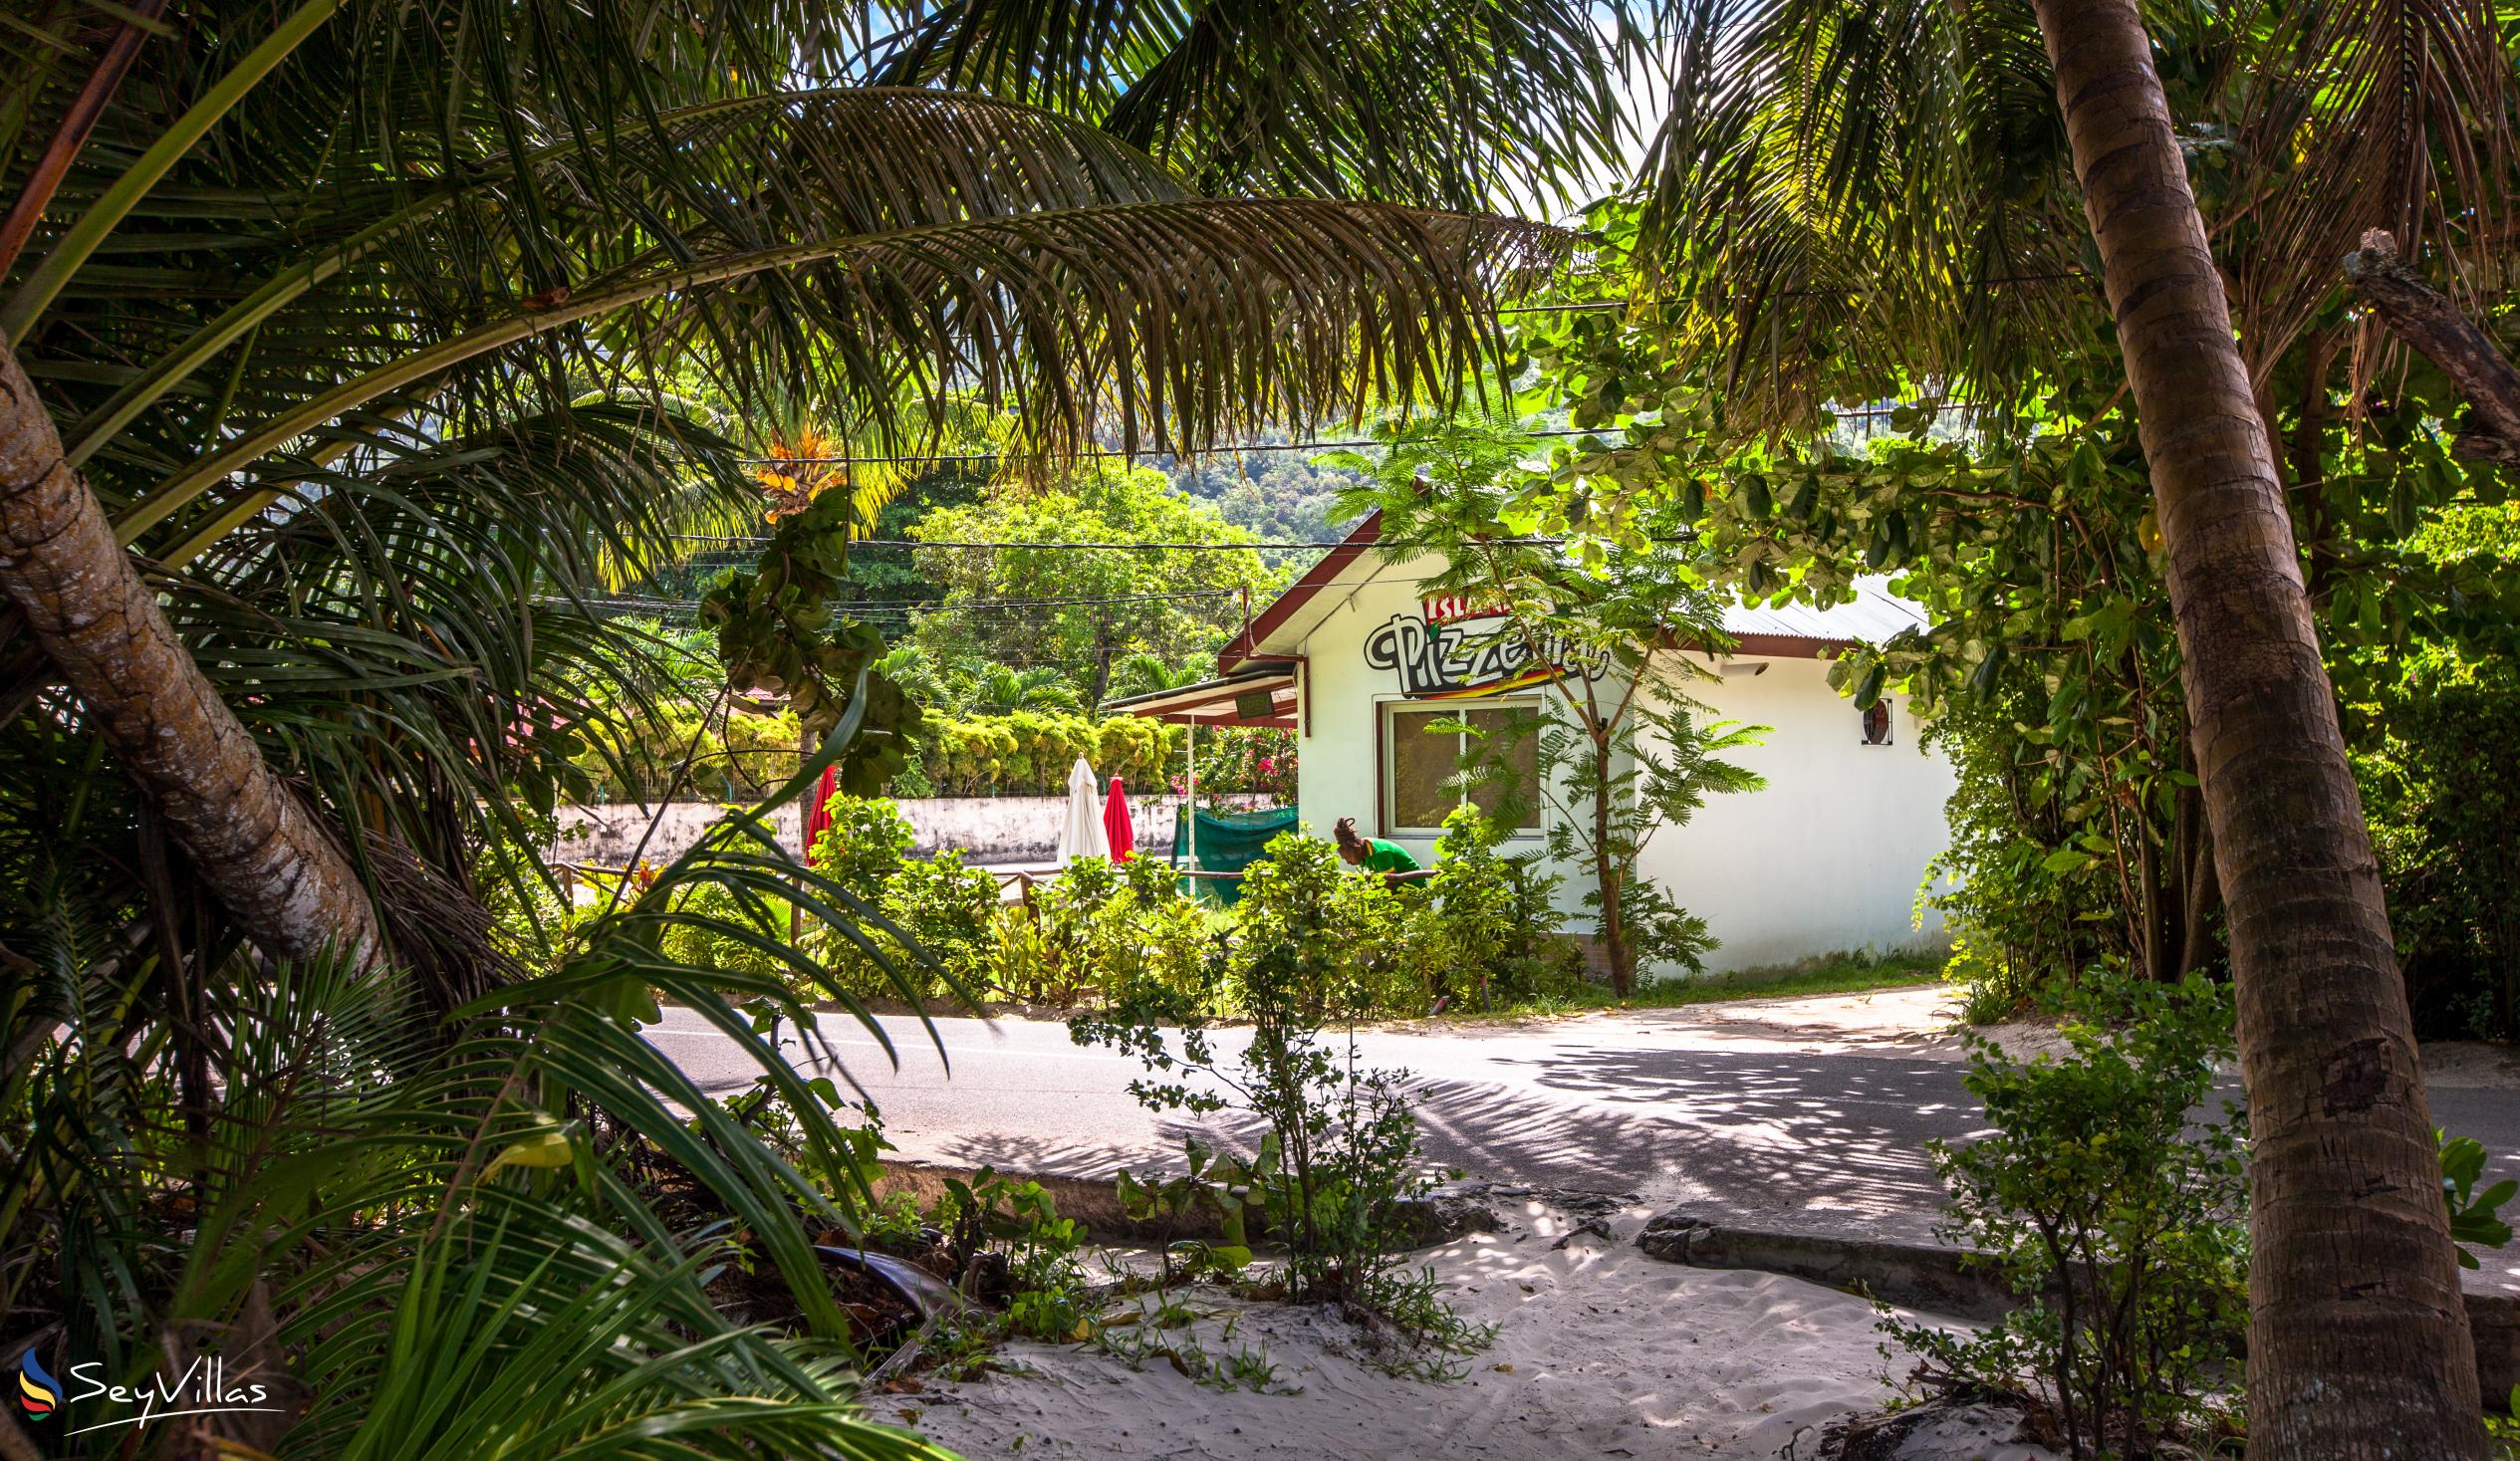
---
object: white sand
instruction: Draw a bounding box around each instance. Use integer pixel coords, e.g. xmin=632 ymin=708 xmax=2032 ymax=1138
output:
xmin=899 ymin=1200 xmax=1961 ymax=1460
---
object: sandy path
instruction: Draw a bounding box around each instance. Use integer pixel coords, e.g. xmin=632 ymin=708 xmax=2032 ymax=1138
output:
xmin=899 ymin=1199 xmax=1973 ymax=1460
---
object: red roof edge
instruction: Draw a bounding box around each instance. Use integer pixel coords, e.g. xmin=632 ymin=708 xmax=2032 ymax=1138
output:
xmin=1216 ymin=510 xmax=1383 ymax=673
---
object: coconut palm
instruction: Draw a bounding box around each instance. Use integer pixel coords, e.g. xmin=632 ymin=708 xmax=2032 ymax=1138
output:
xmin=961 ymin=662 xmax=1087 ymax=716
xmin=1106 ymin=651 xmax=1211 ymax=701
xmin=1635 ymin=0 xmax=2513 ymax=1448
xmin=0 ymin=1 xmax=1636 ymax=1452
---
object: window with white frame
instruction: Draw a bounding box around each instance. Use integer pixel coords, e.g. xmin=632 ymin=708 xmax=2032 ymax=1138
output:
xmin=1381 ymin=700 xmax=1544 ymax=834
xmin=1861 ymin=698 xmax=1894 ymax=746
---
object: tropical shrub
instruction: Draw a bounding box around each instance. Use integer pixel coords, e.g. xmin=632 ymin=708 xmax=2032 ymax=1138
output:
xmin=1882 ymin=974 xmax=2247 ymax=1457
xmin=1071 ymin=834 xmax=1488 ymax=1365
xmin=1919 ymin=695 xmax=2137 ymax=1021
xmin=803 ymin=795 xmax=997 ymax=1005
xmin=1226 ymin=835 xmax=1419 ymax=1017
xmin=876 ymin=852 xmax=1003 ymax=999
xmin=808 ymin=794 xmax=916 ymax=891
xmin=2354 ymin=645 xmax=2520 ymax=1038
xmin=991 ymin=856 xmax=1126 ymax=1007
xmin=660 ymin=881 xmax=798 ymax=987
xmin=1409 ymin=808 xmax=1582 ymax=1010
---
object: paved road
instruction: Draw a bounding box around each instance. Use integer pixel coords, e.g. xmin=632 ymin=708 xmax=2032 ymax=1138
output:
xmin=649 ymin=986 xmax=2520 ymax=1291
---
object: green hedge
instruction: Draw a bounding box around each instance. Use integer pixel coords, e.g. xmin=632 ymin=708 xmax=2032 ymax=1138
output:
xmin=572 ymin=704 xmax=1292 ymax=802
xmin=916 ymin=713 xmax=1291 ymax=799
xmin=760 ymin=796 xmax=1577 ymax=1015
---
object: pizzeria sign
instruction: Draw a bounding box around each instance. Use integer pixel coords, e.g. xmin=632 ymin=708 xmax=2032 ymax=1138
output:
xmin=1363 ymin=598 xmax=1599 ymax=700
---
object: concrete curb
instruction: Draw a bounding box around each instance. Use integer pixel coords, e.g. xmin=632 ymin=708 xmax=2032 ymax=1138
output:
xmin=1638 ymin=1210 xmax=2015 ymax=1321
xmin=1637 ymin=1208 xmax=2520 ymax=1401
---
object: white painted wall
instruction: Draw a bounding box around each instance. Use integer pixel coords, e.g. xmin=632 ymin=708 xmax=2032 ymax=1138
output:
xmin=1635 ymin=656 xmax=1955 ymax=974
xmin=1290 ymin=555 xmax=1955 ymax=975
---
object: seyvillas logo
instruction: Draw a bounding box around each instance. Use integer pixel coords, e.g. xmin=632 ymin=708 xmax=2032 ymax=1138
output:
xmin=17 ymin=1349 xmax=57 ymax=1418
xmin=14 ymin=1353 xmax=283 ymax=1438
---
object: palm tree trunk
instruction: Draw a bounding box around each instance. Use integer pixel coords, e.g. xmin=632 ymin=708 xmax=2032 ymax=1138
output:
xmin=0 ymin=331 xmax=379 ymax=966
xmin=2027 ymin=3 xmax=2482 ymax=1454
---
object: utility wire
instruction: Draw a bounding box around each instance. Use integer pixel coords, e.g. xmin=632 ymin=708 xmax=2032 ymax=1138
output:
xmin=728 ymin=402 xmax=1931 ymax=467
xmin=552 ymin=587 xmax=1243 ymax=614
xmin=664 ymin=533 xmax=1627 ymax=552
xmin=665 ymin=534 xmax=1351 ymax=551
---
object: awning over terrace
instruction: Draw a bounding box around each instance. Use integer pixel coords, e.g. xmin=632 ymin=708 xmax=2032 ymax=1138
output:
xmin=1101 ymin=664 xmax=1298 ymax=729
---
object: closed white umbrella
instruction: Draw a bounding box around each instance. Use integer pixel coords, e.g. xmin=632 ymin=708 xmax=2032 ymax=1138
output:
xmin=1057 ymin=757 xmax=1110 ymax=865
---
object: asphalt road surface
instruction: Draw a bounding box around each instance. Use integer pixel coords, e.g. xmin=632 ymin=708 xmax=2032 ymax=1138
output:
xmin=649 ymin=985 xmax=2520 ymax=1292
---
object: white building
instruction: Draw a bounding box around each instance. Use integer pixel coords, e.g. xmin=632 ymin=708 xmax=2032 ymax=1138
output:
xmin=1107 ymin=511 xmax=1956 ymax=976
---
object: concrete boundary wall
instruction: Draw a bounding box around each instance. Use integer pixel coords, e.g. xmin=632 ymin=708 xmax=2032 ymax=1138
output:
xmin=556 ymin=793 xmax=1279 ymax=868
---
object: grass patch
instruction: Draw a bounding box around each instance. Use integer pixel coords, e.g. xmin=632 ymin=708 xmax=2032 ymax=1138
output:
xmin=1438 ymin=947 xmax=1948 ymax=1022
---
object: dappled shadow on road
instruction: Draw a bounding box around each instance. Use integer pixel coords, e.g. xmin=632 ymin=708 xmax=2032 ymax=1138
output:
xmin=1424 ymin=1046 xmax=1984 ymax=1241
xmin=934 ymin=1114 xmax=1273 ymax=1180
xmin=930 ymin=1131 xmax=1171 ymax=1180
xmin=921 ymin=1047 xmax=1983 ymax=1246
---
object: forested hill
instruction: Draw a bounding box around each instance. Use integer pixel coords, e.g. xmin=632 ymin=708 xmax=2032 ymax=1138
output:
xmin=1140 ymin=430 xmax=1374 ymax=545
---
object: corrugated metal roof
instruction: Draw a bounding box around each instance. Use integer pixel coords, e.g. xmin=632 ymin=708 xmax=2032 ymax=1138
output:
xmin=1720 ymin=576 xmax=1927 ymax=644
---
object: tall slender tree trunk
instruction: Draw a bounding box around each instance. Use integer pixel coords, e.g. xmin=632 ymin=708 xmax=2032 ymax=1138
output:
xmin=2027 ymin=3 xmax=2482 ymax=1454
xmin=0 ymin=331 xmax=379 ymax=966
xmin=1592 ymin=743 xmax=1630 ymax=996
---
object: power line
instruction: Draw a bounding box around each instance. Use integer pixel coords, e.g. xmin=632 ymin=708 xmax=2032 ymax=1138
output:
xmin=730 ymin=424 xmax=1621 ymax=468
xmin=665 ymin=533 xmax=1617 ymax=552
xmin=666 ymin=534 xmax=1344 ymax=551
xmin=553 ymin=587 xmax=1243 ymax=614
xmin=726 ymin=402 xmax=1931 ymax=468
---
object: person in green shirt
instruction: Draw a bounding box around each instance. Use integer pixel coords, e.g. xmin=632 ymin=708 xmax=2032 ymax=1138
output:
xmin=1333 ymin=818 xmax=1428 ymax=881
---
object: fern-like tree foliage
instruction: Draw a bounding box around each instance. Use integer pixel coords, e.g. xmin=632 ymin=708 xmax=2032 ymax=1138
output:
xmin=0 ymin=2 xmax=1636 ymax=1454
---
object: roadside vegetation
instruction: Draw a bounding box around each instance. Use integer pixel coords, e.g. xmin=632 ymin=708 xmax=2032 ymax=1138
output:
xmin=603 ymin=791 xmax=1841 ymax=1023
xmin=8 ymin=0 xmax=2520 ymax=1451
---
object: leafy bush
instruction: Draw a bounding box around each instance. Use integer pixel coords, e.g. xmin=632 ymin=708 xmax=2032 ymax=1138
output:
xmin=1230 ymin=833 xmax=1419 ymax=1017
xmin=992 ymin=856 xmax=1124 ymax=1007
xmin=2354 ymin=645 xmax=2520 ymax=1038
xmin=1920 ymin=699 xmax=2134 ymax=1022
xmin=1882 ymin=973 xmax=2246 ymax=1458
xmin=809 ymin=793 xmax=916 ymax=890
xmin=794 ymin=797 xmax=1577 ymax=1021
xmin=991 ymin=854 xmax=1220 ymax=1009
xmin=803 ymin=795 xmax=994 ymax=1005
xmin=1405 ymin=807 xmax=1582 ymax=1010
xmin=880 ymin=851 xmax=1003 ymax=996
xmin=933 ymin=1168 xmax=1093 ymax=1343
xmin=660 ymin=880 xmax=797 ymax=987
xmin=1072 ymin=833 xmax=1490 ymax=1366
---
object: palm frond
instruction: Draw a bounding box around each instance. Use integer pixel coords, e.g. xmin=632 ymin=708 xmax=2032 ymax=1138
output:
xmin=121 ymin=195 xmax=1563 ymax=566
xmin=872 ymin=0 xmax=1642 ymax=208
xmin=1637 ymin=0 xmax=2087 ymax=429
xmin=2229 ymin=0 xmax=2516 ymax=372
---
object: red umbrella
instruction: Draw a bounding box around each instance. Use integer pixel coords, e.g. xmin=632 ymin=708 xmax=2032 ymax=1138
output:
xmin=1103 ymin=776 xmax=1134 ymax=862
xmin=802 ymin=765 xmax=839 ymax=860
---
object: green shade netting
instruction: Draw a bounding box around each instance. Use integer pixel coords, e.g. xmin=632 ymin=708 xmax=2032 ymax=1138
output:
xmin=1171 ymin=805 xmax=1301 ymax=905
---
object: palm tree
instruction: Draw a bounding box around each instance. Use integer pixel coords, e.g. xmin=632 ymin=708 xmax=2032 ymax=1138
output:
xmin=0 ymin=1 xmax=1635 ymax=1451
xmin=962 ymin=663 xmax=1087 ymax=716
xmin=1106 ymin=651 xmax=1210 ymax=701
xmin=1638 ymin=0 xmax=2510 ymax=1448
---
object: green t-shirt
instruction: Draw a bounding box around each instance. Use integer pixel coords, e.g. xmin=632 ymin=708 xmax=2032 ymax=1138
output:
xmin=1360 ymin=839 xmax=1421 ymax=874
